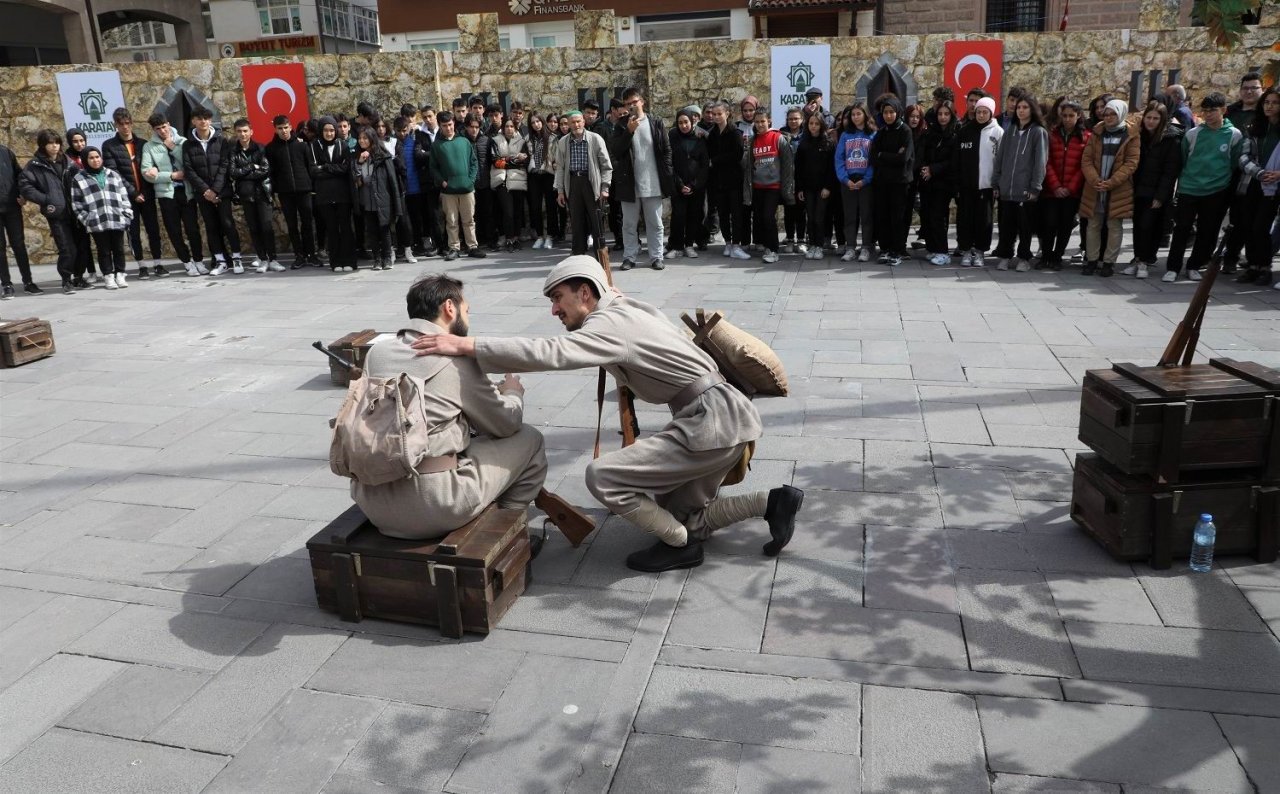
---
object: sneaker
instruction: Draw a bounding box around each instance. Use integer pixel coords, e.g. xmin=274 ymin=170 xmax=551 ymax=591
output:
xmin=722 ymin=245 xmax=734 ymax=257
xmin=530 ymin=237 xmax=543 ymax=250
xmin=268 ymin=260 xmax=287 ymax=272
xmin=1 ymin=284 xmax=13 ymax=299
xmin=877 ymin=252 xmax=891 ymax=264
xmin=1161 ymin=270 xmax=1178 ymax=283
xmin=1029 ymin=256 xmax=1043 ymax=270
xmin=183 ymin=261 xmax=199 ymax=276
xmin=840 ymin=248 xmax=857 ymax=262
xmin=970 ymin=249 xmax=983 ymax=266
xmin=467 ymin=248 xmax=486 ymax=258
xmin=1121 ymin=265 xmax=1138 ymax=276
xmin=960 ymin=251 xmax=973 ymax=267
xmin=252 ymin=260 xmax=267 ymax=274
xmin=403 ymin=251 xmax=418 ymax=264
xmin=152 ymin=264 xmax=170 ymax=277
xmin=887 ymin=254 xmax=902 ymax=267
xmin=116 ymin=272 xmax=128 ymax=288
xmin=209 ymin=263 xmax=229 ymax=276
xmin=996 ymin=259 xmax=1009 ymax=271
xmin=797 ymin=242 xmax=809 ymax=254
xmin=1136 ymin=264 xmax=1149 ymax=279
xmin=651 ymin=258 xmax=665 ymax=270
xmin=1082 ymin=261 xmax=1098 ymax=276
xmin=61 ymin=281 xmax=75 ymax=294
xmin=93 ymin=273 xmax=106 ymax=285
xmin=762 ymin=251 xmax=779 ymax=264
xmin=24 ymin=282 xmax=43 ymax=295
xmin=137 ymin=266 xmax=151 ymax=280
xmin=232 ymin=259 xmax=245 ymax=274
xmin=1014 ymin=259 xmax=1030 ymax=272
xmin=780 ymin=239 xmax=794 ymax=253
xmin=684 ymin=246 xmax=698 ymax=259
xmin=666 ymin=248 xmax=683 ymax=260
xmin=931 ymin=253 xmax=950 ymax=266
xmin=103 ymin=273 xmax=118 ymax=290
xmin=1188 ymin=269 xmax=1202 ymax=281
xmin=1099 ymin=263 xmax=1114 ymax=278
xmin=1070 ymin=252 xmax=1085 ymax=265
xmin=730 ymin=245 xmax=752 ymax=261
xmin=195 ymin=261 xmax=210 ymax=275
xmin=383 ymin=259 xmax=394 ymax=271
xmin=857 ymin=248 xmax=871 ymax=263
xmin=1253 ymin=270 xmax=1273 ymax=287
xmin=443 ymin=249 xmax=459 ymax=261
xmin=72 ymin=277 xmax=90 ymax=289
xmin=620 ymin=258 xmax=636 ymax=270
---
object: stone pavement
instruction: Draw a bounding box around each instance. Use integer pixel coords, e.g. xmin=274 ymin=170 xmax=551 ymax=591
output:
xmin=1 ymin=241 xmax=1279 ymax=794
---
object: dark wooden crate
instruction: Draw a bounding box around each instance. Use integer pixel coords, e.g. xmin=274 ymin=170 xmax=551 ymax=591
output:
xmin=0 ymin=318 xmax=55 ymax=367
xmin=1078 ymin=359 xmax=1280 ymax=483
xmin=307 ymin=504 xmax=530 ymax=637
xmin=328 ymin=329 xmax=379 ymax=386
xmin=1070 ymin=452 xmax=1279 ymax=569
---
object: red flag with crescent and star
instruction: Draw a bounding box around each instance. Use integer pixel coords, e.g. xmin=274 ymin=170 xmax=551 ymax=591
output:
xmin=240 ymin=63 xmax=311 ymax=145
xmin=944 ymin=40 xmax=1004 ymax=116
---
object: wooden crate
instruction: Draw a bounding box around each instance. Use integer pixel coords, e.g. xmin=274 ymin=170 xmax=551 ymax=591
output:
xmin=327 ymin=329 xmax=379 ymax=386
xmin=307 ymin=504 xmax=530 ymax=637
xmin=1070 ymin=452 xmax=1279 ymax=569
xmin=0 ymin=318 xmax=55 ymax=367
xmin=1078 ymin=359 xmax=1280 ymax=483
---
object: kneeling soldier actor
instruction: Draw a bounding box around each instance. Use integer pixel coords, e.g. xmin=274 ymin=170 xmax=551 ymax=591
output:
xmin=413 ymin=255 xmax=803 ymax=571
xmin=352 ymin=275 xmax=549 ymax=539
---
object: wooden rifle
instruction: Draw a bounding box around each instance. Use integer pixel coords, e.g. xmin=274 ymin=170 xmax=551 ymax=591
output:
xmin=594 ymin=199 xmax=639 ymax=457
xmin=1158 ymin=229 xmax=1229 ymax=367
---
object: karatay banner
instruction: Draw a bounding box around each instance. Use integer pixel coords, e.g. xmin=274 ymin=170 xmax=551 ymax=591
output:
xmin=944 ymin=40 xmax=1004 ymax=115
xmin=769 ymin=44 xmax=830 ymax=118
xmin=56 ymin=70 xmax=127 ymax=149
xmin=240 ymin=63 xmax=312 ymax=145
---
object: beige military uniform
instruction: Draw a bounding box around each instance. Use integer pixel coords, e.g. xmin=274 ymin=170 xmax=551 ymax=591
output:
xmin=475 ymin=283 xmax=763 ymax=543
xmin=352 ymin=319 xmax=548 ymax=539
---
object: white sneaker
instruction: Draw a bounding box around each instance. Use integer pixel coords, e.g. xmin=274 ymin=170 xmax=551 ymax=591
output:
xmin=762 ymin=251 xmax=779 ymax=264
xmin=997 ymin=259 xmax=1010 ymax=271
xmin=1161 ymin=270 xmax=1178 ymax=283
xmin=104 ymin=273 xmax=119 ymax=290
xmin=1136 ymin=264 xmax=1149 ymax=279
xmin=1014 ymin=259 xmax=1030 ymax=272
xmin=797 ymin=243 xmax=809 ymax=254
xmin=93 ymin=273 xmax=106 ymax=285
xmin=183 ymin=261 xmax=198 ymax=276
xmin=1187 ymin=269 xmax=1202 ymax=281
xmin=403 ymin=251 xmax=418 ymax=264
xmin=195 ymin=261 xmax=209 ymax=275
xmin=268 ymin=260 xmax=287 ymax=272
xmin=857 ymin=248 xmax=871 ymax=262
xmin=210 ymin=263 xmax=229 ymax=276
xmin=969 ymin=249 xmax=983 ymax=266
xmin=232 ymin=259 xmax=245 ymax=274
xmin=840 ymin=248 xmax=857 ymax=262
xmin=1120 ymin=265 xmax=1137 ymax=276
xmin=115 ymin=271 xmax=128 ymax=288
xmin=666 ymin=248 xmax=683 ymax=259
xmin=959 ymin=251 xmax=973 ymax=267
xmin=252 ymin=260 xmax=267 ymax=274
xmin=729 ymin=245 xmax=751 ymax=260
xmin=531 ymin=237 xmax=544 ymax=250
xmin=684 ymin=246 xmax=698 ymax=259
xmin=934 ymin=253 xmax=952 ymax=266
xmin=722 ymin=245 xmax=734 ymax=257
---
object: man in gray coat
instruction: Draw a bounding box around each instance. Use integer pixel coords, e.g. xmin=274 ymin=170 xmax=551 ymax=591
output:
xmin=412 ymin=255 xmax=803 ymax=572
xmin=352 ymin=275 xmax=548 ymax=539
xmin=554 ymin=110 xmax=612 ymax=257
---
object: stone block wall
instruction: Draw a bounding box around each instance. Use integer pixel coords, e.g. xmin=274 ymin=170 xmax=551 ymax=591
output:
xmin=0 ymin=24 xmax=1272 ymax=262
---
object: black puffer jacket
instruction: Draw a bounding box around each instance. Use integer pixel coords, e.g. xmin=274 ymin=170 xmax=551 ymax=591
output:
xmin=264 ymin=134 xmax=313 ymax=193
xmin=669 ymin=126 xmax=709 ymax=193
xmin=100 ymin=133 xmax=145 ymax=195
xmin=0 ymin=143 xmax=20 ymax=211
xmin=1133 ymin=124 xmax=1184 ymax=204
xmin=870 ymin=99 xmax=915 ymax=185
xmin=608 ymin=115 xmax=674 ymax=201
xmin=706 ymin=124 xmax=744 ymax=192
xmin=917 ymin=121 xmax=959 ymax=194
xmin=183 ymin=129 xmax=231 ymax=198
xmin=350 ymin=146 xmax=401 ymax=228
xmin=793 ymin=131 xmax=839 ymax=196
xmin=309 ymin=136 xmax=353 ymax=206
xmin=18 ymin=154 xmax=76 ymax=221
xmin=228 ymin=141 xmax=272 ymax=203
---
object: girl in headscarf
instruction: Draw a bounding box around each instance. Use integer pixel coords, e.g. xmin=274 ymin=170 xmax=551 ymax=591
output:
xmin=70 ymin=145 xmax=133 ymax=289
xmin=64 ymin=127 xmax=99 ymax=286
xmin=1078 ymin=99 xmax=1141 ymax=277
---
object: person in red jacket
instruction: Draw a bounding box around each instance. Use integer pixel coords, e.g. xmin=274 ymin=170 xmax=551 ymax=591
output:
xmin=1038 ymin=99 xmax=1090 ymax=271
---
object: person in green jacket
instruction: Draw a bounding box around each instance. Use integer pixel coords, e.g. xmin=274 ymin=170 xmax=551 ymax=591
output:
xmin=428 ymin=111 xmax=483 ymax=262
xmin=1161 ymin=93 xmax=1245 ymax=282
xmin=141 ymin=112 xmax=204 ymax=276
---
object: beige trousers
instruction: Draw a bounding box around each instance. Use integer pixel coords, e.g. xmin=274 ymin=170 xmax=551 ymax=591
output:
xmin=441 ymin=191 xmax=478 ymax=251
xmin=1086 ymin=216 xmax=1124 ymax=265
xmin=353 ymin=424 xmax=547 ymax=540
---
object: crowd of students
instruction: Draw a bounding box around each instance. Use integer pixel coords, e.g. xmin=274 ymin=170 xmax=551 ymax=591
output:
xmin=0 ymin=72 xmax=1276 ymax=299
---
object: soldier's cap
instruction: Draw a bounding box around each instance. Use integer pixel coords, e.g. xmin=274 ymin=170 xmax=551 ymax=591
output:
xmin=805 ymin=87 xmax=823 ymax=98
xmin=542 ymin=255 xmax=611 ymax=299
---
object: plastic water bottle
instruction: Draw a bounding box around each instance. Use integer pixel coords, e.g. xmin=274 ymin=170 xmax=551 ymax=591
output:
xmin=1189 ymin=514 xmax=1216 ymax=573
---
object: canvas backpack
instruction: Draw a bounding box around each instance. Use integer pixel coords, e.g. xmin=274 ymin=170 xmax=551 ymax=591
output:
xmin=328 ymin=354 xmax=450 ymax=487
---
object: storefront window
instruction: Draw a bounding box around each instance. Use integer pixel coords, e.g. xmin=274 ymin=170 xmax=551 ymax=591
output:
xmin=635 ymin=11 xmax=730 ymax=42
xmin=256 ymin=0 xmax=303 ymax=36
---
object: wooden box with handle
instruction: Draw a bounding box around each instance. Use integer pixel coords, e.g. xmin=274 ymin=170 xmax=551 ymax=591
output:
xmin=0 ymin=318 xmax=55 ymax=368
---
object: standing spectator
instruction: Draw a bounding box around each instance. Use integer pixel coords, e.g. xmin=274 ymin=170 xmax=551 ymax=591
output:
xmin=870 ymin=96 xmax=914 ymax=266
xmin=583 ymin=100 xmax=610 ymax=137
xmin=803 ymin=87 xmax=836 ymax=129
xmin=1078 ymin=99 xmax=1141 ymax=277
xmin=1126 ymin=101 xmax=1182 ymax=280
xmin=1165 ymin=85 xmax=1196 ymax=129
xmin=63 ymin=129 xmax=98 ymax=286
xmin=1039 ymin=99 xmax=1089 ymax=272
xmin=352 ymin=125 xmax=401 ymax=271
xmin=430 ymin=111 xmax=484 ymax=262
xmin=102 ymin=108 xmax=162 ymax=279
xmin=183 ymin=107 xmax=239 ymax=274
xmin=1221 ymin=72 xmax=1267 ymax=274
xmin=417 ymin=105 xmax=444 ymax=256
xmin=19 ymin=129 xmax=78 ymax=293
xmin=265 ymin=114 xmax=318 ymax=269
xmin=794 ymin=111 xmax=837 ymax=261
xmin=707 ymin=101 xmax=749 ymax=260
xmin=397 ymin=113 xmax=433 ymax=260
xmin=70 ymin=146 xmax=132 ymax=290
xmin=917 ymin=100 xmax=959 ymax=266
xmin=925 ymin=87 xmax=956 ymax=126
xmin=668 ymin=108 xmax=709 ymax=260
xmin=228 ymin=119 xmax=281 ymax=273
xmin=779 ymin=107 xmax=806 ymax=253
xmin=526 ymin=113 xmax=558 ymax=250
xmin=553 ymin=109 xmax=612 ymax=257
xmin=1000 ymin=87 xmax=1028 ymax=130
xmin=466 ymin=114 xmax=498 ymax=251
xmin=609 ymin=87 xmax=673 ymax=270
xmin=1237 ymin=87 xmax=1280 ymax=285
xmin=954 ymin=97 xmax=1003 ymax=267
xmin=309 ymin=116 xmax=357 ymax=271
xmin=1162 ymin=93 xmax=1244 ymax=282
xmin=991 ymin=94 xmax=1048 ymax=272
xmin=741 ymin=107 xmax=794 ymax=265
xmin=142 ymin=113 xmax=203 ymax=277
xmin=0 ymin=138 xmax=35 ymax=298
xmin=963 ymin=88 xmax=989 ymax=125
xmin=905 ymin=103 xmax=928 ymax=248
xmin=485 ymin=103 xmax=505 ymax=139
xmin=389 ymin=116 xmax=420 ymax=265
xmin=736 ymin=95 xmax=759 ymax=247
xmin=490 ymin=118 xmax=529 ymax=252
xmin=836 ymin=102 xmax=876 ymax=262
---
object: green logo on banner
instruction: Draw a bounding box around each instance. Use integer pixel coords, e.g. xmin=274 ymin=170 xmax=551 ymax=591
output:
xmin=78 ymin=89 xmax=108 ymax=121
xmin=787 ymin=62 xmax=814 ymax=94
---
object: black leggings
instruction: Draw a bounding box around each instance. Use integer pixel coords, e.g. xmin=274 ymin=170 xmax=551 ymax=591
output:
xmin=956 ymin=189 xmax=993 ymax=252
xmin=92 ymin=229 xmax=127 ymax=275
xmin=318 ymin=203 xmax=354 ymax=266
xmin=751 ymin=188 xmax=781 ymax=253
xmin=994 ymin=199 xmax=1037 ymax=260
xmin=874 ymin=181 xmax=908 ymax=255
xmin=1039 ymin=195 xmax=1079 ymax=263
xmin=1131 ymin=195 xmax=1165 ymax=264
xmin=495 ymin=185 xmax=525 ymax=240
xmin=362 ymin=211 xmax=393 ymax=259
xmin=669 ymin=189 xmax=705 ymax=249
xmin=527 ymin=172 xmax=556 ymax=237
xmin=921 ymin=186 xmax=953 ymax=255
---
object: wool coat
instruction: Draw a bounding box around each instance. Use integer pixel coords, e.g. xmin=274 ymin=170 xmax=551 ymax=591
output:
xmin=552 ymin=130 xmax=613 ymax=203
xmin=1079 ymin=120 xmax=1142 ymax=220
xmin=71 ymin=168 xmax=134 ymax=233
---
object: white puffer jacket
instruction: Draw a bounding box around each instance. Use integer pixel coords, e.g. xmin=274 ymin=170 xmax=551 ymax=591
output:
xmin=489 ymin=133 xmax=528 ymax=192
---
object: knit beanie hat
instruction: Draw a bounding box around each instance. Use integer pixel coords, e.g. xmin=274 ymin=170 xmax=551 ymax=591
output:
xmin=976 ymin=97 xmax=997 ymax=115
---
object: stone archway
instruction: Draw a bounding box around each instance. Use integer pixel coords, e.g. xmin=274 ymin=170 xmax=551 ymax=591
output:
xmin=855 ymin=52 xmax=918 ymax=107
xmin=153 ymin=77 xmax=220 ymax=136
xmin=93 ymin=0 xmax=204 ymax=59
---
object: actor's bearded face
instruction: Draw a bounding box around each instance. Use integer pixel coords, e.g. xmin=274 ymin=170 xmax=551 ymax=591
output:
xmin=449 ymin=315 xmax=469 ymax=337
xmin=549 ymin=284 xmax=592 ymax=331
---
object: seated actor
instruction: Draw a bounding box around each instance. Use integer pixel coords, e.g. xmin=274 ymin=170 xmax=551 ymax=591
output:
xmin=412 ymin=255 xmax=803 ymax=572
xmin=352 ymin=274 xmax=548 ymax=539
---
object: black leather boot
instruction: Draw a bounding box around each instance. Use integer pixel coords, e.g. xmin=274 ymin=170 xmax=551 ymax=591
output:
xmin=763 ymin=485 xmax=804 ymax=557
xmin=1099 ymin=263 xmax=1114 ymax=278
xmin=1081 ymin=261 xmax=1097 ymax=276
xmin=625 ymin=540 xmax=704 ymax=572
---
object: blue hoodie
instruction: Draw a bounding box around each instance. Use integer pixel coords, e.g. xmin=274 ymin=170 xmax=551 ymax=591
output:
xmin=835 ymin=128 xmax=875 ymax=185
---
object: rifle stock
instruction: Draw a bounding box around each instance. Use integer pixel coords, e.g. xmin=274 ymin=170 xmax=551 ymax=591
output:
xmin=313 ymin=340 xmax=363 ymax=381
xmin=1158 ymin=233 xmax=1227 ymax=368
xmin=594 ymin=200 xmax=638 ymax=449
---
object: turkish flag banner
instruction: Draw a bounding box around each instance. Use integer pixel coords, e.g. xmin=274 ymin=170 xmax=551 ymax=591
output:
xmin=241 ymin=63 xmax=311 ymax=145
xmin=944 ymin=40 xmax=1004 ymax=116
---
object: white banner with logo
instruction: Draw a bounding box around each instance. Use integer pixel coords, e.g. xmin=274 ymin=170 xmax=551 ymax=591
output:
xmin=56 ymin=70 xmax=126 ymax=149
xmin=769 ymin=44 xmax=830 ymax=117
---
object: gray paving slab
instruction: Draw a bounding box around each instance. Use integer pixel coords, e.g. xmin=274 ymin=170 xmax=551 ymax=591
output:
xmin=92 ymin=473 xmax=236 ymax=509
xmin=863 ymin=440 xmax=936 ymax=494
xmin=634 ymin=666 xmax=860 ymax=754
xmin=147 ymin=481 xmax=287 ymax=547
xmin=0 ymin=594 xmax=121 ymax=691
xmin=0 ymin=653 xmax=126 ymax=764
xmin=957 ymin=569 xmax=1081 ymax=678
xmin=667 ymin=555 xmax=774 ymax=651
xmin=937 ymin=467 xmax=1024 ymax=531
xmin=65 ymin=604 xmax=268 ymax=673
xmin=334 ymin=703 xmax=485 ymax=792
xmin=977 ymin=696 xmax=1252 ymax=791
xmin=161 ymin=516 xmax=318 ymax=595
xmin=567 ymin=520 xmax=662 ymax=593
xmin=447 ymin=654 xmax=617 ymax=792
xmin=1215 ymin=714 xmax=1280 ymax=792
xmin=0 ymin=728 xmax=228 ymax=794
xmin=610 ymin=733 xmax=740 ymax=794
xmin=499 ymin=581 xmax=651 ymax=642
xmin=28 ymin=534 xmax=202 ymax=588
xmin=735 ymin=743 xmax=861 ymax=793
xmin=802 ymin=489 xmax=945 ymax=529
xmin=150 ymin=623 xmax=348 ymax=753
xmin=223 ymin=554 xmax=318 ymax=605
xmin=861 ymin=685 xmax=987 ymax=794
xmin=1044 ymin=573 xmax=1162 ymax=626
xmin=202 ymin=689 xmax=382 ymax=794
xmin=306 ymin=633 xmax=523 ymax=712
xmin=1219 ymin=558 xmax=1280 ymax=589
xmin=0 ymin=585 xmax=55 ymax=632
xmin=947 ymin=529 xmax=1040 ymax=571
xmin=1061 ymin=678 xmax=1280 ymax=719
xmin=864 ymin=525 xmax=958 ymax=613
xmin=59 ymin=663 xmax=209 ymax=741
xmin=991 ymin=774 xmax=1120 ymax=792
xmin=1135 ymin=568 xmax=1270 ymax=633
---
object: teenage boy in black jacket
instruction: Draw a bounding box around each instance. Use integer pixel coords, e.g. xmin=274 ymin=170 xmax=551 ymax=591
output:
xmin=183 ymin=106 xmax=243 ymax=272
xmin=101 ymin=107 xmax=164 ymax=278
xmin=0 ymin=141 xmax=33 ymax=298
xmin=264 ymin=114 xmax=318 ymax=268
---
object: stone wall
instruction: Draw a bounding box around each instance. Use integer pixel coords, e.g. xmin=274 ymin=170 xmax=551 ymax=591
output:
xmin=0 ymin=25 xmax=1273 ymax=262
